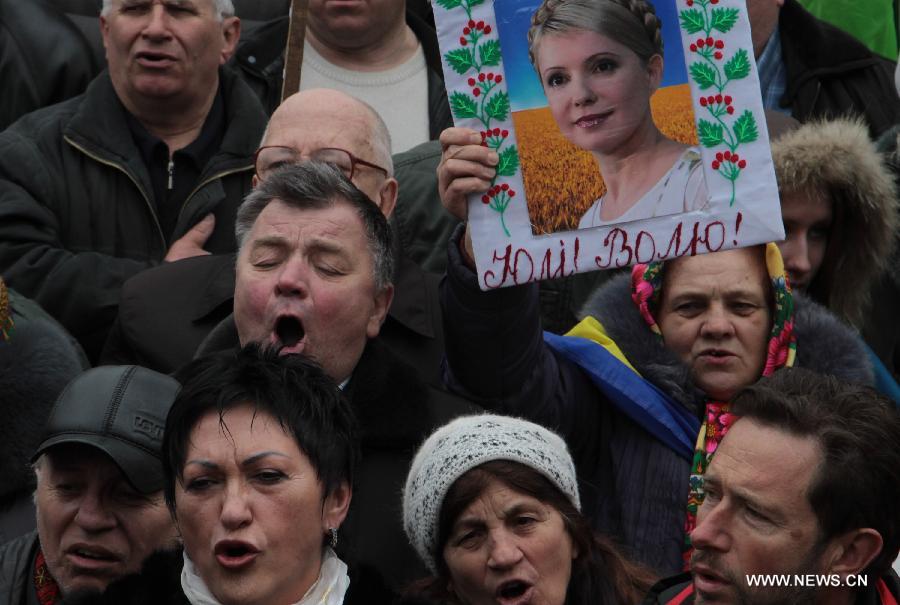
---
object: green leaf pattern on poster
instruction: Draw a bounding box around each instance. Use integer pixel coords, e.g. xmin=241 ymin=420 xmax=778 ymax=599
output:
xmin=680 ymin=0 xmax=756 ymax=206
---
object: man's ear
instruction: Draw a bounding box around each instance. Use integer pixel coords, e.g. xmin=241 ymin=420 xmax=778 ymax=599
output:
xmin=322 ymin=481 xmax=352 ymax=532
xmin=99 ymin=14 xmax=110 ymax=56
xmin=821 ymin=528 xmax=883 ymax=578
xmin=377 ymin=177 xmax=399 ymax=219
xmin=219 ymin=16 xmax=241 ymax=64
xmin=366 ymin=284 xmax=394 ymax=339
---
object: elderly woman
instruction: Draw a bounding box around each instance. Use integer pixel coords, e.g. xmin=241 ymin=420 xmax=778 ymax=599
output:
xmin=62 ymin=345 xmax=366 ymax=605
xmin=438 ymin=162 xmax=875 ymax=574
xmin=402 ymin=415 xmax=655 ymax=604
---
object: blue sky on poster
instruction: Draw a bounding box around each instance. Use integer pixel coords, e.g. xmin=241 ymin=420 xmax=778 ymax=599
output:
xmin=495 ymin=0 xmax=689 ymax=111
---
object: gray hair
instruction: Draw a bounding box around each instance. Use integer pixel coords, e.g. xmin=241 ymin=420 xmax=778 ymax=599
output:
xmin=235 ymin=161 xmax=395 ymax=292
xmin=101 ymin=0 xmax=236 ymax=19
xmin=528 ymin=0 xmax=663 ymax=69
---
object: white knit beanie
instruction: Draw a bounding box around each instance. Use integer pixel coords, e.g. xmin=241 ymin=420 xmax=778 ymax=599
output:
xmin=402 ymin=414 xmax=580 ymax=573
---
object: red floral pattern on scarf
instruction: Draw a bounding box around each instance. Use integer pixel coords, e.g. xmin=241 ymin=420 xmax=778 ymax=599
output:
xmin=34 ymin=549 xmax=61 ymax=605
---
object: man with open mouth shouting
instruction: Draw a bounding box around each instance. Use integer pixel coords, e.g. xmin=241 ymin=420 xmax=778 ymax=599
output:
xmin=224 ymin=155 xmax=474 ymax=598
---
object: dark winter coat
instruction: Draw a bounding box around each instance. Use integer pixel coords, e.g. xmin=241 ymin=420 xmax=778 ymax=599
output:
xmin=230 ymin=10 xmax=452 ymax=139
xmin=0 ymin=67 xmax=267 ymax=361
xmin=441 ymin=226 xmax=874 ymax=575
xmin=0 ymin=287 xmax=87 ymax=545
xmin=0 ymin=0 xmax=101 ymax=131
xmin=0 ymin=531 xmax=38 ymax=605
xmin=778 ymin=0 xmax=900 ymax=138
xmin=59 ymin=547 xmax=391 ymax=605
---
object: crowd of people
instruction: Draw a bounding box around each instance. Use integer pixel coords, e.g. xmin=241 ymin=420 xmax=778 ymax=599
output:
xmin=0 ymin=0 xmax=899 ymax=603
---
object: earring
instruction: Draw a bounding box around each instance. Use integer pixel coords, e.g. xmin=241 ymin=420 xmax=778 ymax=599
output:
xmin=329 ymin=527 xmax=338 ymax=548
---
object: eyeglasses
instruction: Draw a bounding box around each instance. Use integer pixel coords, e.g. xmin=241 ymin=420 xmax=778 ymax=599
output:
xmin=254 ymin=146 xmax=389 ymax=181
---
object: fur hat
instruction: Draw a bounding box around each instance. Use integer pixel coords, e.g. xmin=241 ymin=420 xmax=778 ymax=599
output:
xmin=772 ymin=117 xmax=898 ymax=326
xmin=403 ymin=414 xmax=579 ymax=573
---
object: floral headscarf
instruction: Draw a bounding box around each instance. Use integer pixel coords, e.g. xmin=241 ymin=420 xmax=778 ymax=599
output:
xmin=631 ymin=243 xmax=796 ymax=566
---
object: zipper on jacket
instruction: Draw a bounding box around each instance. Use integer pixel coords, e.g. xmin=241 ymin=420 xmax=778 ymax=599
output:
xmin=175 ymin=164 xmax=253 ymax=229
xmin=167 ymin=160 xmax=174 ymax=190
xmin=64 ymin=135 xmax=167 ymax=251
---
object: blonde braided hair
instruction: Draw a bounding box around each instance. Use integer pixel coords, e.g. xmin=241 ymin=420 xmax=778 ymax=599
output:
xmin=528 ymin=0 xmax=663 ymax=70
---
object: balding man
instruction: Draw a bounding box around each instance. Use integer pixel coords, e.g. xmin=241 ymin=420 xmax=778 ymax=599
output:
xmin=102 ymin=88 xmax=446 ymax=385
xmin=0 ymin=0 xmax=268 ymax=362
xmin=749 ymin=0 xmax=900 ymax=136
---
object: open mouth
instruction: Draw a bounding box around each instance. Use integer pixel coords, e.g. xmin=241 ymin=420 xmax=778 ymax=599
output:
xmin=496 ymin=580 xmax=533 ymax=604
xmin=275 ymin=315 xmax=305 ymax=349
xmin=135 ymin=51 xmax=176 ymax=66
xmin=66 ymin=545 xmax=119 ymax=569
xmin=214 ymin=541 xmax=260 ymax=570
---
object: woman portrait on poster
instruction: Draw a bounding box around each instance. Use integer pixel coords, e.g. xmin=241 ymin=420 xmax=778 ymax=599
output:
xmin=528 ymin=0 xmax=708 ymax=228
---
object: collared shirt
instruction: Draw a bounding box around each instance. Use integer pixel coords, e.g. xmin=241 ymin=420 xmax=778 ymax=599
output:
xmin=756 ymin=25 xmax=792 ymax=115
xmin=126 ymin=86 xmax=226 ymax=243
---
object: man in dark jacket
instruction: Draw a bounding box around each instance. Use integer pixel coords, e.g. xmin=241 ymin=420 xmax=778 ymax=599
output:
xmin=750 ymin=0 xmax=900 ymax=137
xmin=0 ymin=365 xmax=181 ymax=605
xmin=221 ymin=161 xmax=474 ymax=596
xmin=103 ymin=89 xmax=448 ymax=385
xmin=0 ymin=0 xmax=267 ymax=361
xmin=643 ymin=369 xmax=900 ymax=604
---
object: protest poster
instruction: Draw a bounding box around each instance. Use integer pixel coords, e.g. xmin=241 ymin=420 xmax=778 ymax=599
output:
xmin=433 ymin=0 xmax=784 ymax=289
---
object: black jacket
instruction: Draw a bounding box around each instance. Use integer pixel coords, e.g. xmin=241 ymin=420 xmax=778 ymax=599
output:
xmin=778 ymin=0 xmax=900 ymax=138
xmin=0 ymin=532 xmax=38 ymax=605
xmin=0 ymin=288 xmax=88 ymax=545
xmin=441 ymin=226 xmax=874 ymax=575
xmin=230 ymin=11 xmax=452 ymax=139
xmin=0 ymin=67 xmax=268 ymax=361
xmin=59 ymin=547 xmax=393 ymax=605
xmin=0 ymin=0 xmax=101 ymax=131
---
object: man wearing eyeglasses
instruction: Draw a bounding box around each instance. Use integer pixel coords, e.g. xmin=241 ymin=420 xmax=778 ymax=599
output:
xmin=102 ymin=88 xmax=447 ymax=386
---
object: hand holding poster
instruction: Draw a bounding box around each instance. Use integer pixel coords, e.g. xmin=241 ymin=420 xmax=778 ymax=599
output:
xmin=433 ymin=0 xmax=784 ymax=289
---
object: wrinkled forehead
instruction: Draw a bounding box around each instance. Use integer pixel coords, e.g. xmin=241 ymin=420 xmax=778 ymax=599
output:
xmin=263 ymin=104 xmax=377 ymax=160
xmin=245 ymin=197 xmax=369 ymax=248
xmin=112 ymin=0 xmax=219 ymax=13
xmin=663 ymin=247 xmax=769 ymax=295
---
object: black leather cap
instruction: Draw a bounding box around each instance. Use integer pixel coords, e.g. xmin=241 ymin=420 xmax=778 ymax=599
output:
xmin=32 ymin=366 xmax=181 ymax=494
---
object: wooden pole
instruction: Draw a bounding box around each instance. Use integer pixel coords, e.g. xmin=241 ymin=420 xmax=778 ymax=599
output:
xmin=281 ymin=0 xmax=310 ymax=102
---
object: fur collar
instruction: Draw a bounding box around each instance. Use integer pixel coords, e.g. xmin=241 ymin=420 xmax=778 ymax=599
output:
xmin=579 ymin=273 xmax=874 ymax=414
xmin=772 ymin=117 xmax=898 ymax=326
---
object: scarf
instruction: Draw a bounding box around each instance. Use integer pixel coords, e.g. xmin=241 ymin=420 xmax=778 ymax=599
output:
xmin=181 ymin=547 xmax=350 ymax=605
xmin=0 ymin=278 xmax=12 ymax=343
xmin=33 ymin=548 xmax=62 ymax=605
xmin=631 ymin=243 xmax=797 ymax=567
